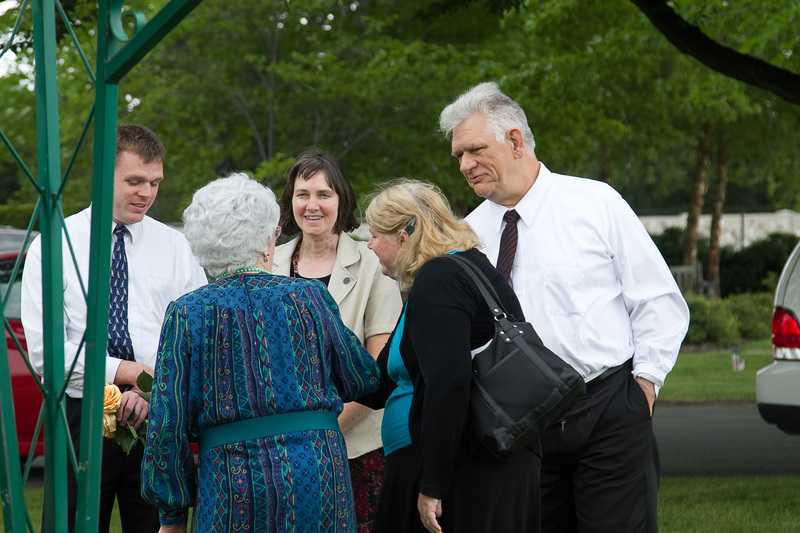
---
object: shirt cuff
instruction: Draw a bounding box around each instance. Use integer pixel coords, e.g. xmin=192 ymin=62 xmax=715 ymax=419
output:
xmin=105 ymin=356 xmax=123 ymax=384
xmin=159 ymin=509 xmax=187 ymax=526
xmin=633 ymin=372 xmax=662 ymax=397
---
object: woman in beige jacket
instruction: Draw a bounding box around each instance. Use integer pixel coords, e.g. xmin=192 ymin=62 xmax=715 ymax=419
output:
xmin=273 ymin=147 xmax=403 ymax=532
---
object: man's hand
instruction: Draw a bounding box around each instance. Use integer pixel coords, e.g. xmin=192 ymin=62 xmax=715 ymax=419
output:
xmin=635 ymin=376 xmax=656 ymax=416
xmin=417 ymin=493 xmax=443 ymax=533
xmin=116 ymin=390 xmax=149 ymax=430
xmin=115 ymin=360 xmax=154 ymax=388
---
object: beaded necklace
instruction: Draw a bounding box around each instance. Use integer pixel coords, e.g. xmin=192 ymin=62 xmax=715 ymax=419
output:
xmin=215 ymin=267 xmax=271 ymax=281
xmin=291 ymin=242 xmax=301 ymax=278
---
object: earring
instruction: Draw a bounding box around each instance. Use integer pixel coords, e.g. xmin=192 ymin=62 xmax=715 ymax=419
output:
xmin=264 ymin=252 xmax=270 ymax=262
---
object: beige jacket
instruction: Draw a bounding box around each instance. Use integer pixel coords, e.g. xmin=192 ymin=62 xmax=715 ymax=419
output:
xmin=273 ymin=233 xmax=403 ymax=457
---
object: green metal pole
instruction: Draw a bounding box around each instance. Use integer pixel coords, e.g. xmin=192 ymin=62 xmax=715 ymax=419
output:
xmin=106 ymin=0 xmax=206 ymax=83
xmin=73 ymin=2 xmax=119 ymax=531
xmin=32 ymin=0 xmax=69 ymax=532
xmin=56 ymin=2 xmax=207 ymax=531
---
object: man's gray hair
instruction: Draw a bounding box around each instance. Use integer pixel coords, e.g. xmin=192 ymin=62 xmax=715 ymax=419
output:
xmin=439 ymin=81 xmax=536 ymax=154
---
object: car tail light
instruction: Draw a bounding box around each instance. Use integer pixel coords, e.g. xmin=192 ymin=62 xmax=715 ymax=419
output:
xmin=772 ymin=307 xmax=800 ymax=350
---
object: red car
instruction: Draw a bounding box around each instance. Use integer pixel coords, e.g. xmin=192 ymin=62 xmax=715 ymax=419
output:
xmin=1 ymin=231 xmax=45 ymax=458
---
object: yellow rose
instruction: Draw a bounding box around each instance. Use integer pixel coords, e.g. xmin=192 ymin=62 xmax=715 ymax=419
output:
xmin=103 ymin=383 xmax=122 ymax=414
xmin=102 ymin=412 xmax=117 ymax=439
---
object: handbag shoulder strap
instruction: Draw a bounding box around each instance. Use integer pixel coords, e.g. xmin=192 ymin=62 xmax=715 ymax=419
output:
xmin=447 ymin=253 xmax=507 ymax=321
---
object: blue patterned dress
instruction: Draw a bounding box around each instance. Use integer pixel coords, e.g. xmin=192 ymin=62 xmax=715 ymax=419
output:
xmin=141 ymin=273 xmax=380 ymax=532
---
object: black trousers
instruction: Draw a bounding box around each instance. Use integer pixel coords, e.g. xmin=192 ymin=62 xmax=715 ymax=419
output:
xmin=539 ymin=361 xmax=659 ymax=533
xmin=53 ymin=397 xmax=161 ymax=533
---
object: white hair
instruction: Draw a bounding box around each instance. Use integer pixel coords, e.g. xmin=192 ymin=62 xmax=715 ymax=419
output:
xmin=439 ymin=81 xmax=536 ymax=154
xmin=182 ymin=172 xmax=280 ymax=277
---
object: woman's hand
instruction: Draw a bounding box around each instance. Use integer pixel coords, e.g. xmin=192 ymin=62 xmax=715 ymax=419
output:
xmin=158 ymin=524 xmax=186 ymax=533
xmin=417 ymin=492 xmax=443 ymax=533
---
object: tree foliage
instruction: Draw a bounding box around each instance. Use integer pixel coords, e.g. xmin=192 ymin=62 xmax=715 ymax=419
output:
xmin=1 ymin=0 xmax=799 ymax=227
xmin=630 ymin=0 xmax=800 ymax=105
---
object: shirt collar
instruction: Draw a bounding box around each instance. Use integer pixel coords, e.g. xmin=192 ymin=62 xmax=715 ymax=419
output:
xmin=486 ymin=162 xmax=554 ymax=233
xmin=112 ymin=219 xmax=144 ymax=244
xmin=514 ymin=162 xmax=553 ymax=228
xmin=335 ymin=233 xmax=360 ymax=268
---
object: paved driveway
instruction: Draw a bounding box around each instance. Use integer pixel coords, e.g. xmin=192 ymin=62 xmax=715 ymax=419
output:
xmin=654 ymin=404 xmax=800 ymax=476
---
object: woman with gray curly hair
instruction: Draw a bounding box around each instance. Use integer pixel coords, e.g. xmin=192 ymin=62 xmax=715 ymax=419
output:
xmin=141 ymin=172 xmax=380 ymax=533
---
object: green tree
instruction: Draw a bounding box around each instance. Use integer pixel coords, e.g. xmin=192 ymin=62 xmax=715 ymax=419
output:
xmin=113 ymin=0 xmax=511 ymax=220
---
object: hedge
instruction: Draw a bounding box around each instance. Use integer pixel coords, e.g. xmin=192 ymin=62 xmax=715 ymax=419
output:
xmin=684 ymin=292 xmax=772 ymax=346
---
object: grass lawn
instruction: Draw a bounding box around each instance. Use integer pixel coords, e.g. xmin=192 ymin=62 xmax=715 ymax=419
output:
xmin=660 ymin=477 xmax=800 ymax=533
xmin=3 ymin=493 xmax=136 ymax=532
xmin=659 ymin=339 xmax=773 ymax=404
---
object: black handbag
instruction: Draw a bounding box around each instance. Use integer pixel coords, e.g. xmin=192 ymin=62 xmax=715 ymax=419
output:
xmin=449 ymin=254 xmax=586 ymax=461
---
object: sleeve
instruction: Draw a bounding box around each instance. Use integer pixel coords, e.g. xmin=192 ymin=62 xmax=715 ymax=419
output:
xmin=314 ymin=287 xmax=381 ymax=402
xmin=354 ymin=330 xmax=398 ymax=410
xmin=20 ymin=235 xmax=94 ymax=387
xmin=141 ymin=301 xmax=197 ymax=526
xmin=404 ymin=260 xmax=476 ymax=499
xmin=607 ymin=194 xmax=690 ymax=386
xmin=362 ymin=267 xmax=403 ymax=340
xmin=20 ymin=236 xmax=47 ymax=377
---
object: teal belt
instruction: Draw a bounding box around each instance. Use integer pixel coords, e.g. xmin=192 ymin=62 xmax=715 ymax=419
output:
xmin=199 ymin=411 xmax=340 ymax=455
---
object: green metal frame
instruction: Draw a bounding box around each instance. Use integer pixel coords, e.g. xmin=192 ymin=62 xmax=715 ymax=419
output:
xmin=0 ymin=1 xmax=204 ymax=531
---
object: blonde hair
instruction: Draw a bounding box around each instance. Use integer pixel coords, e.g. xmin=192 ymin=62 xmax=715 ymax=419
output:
xmin=365 ymin=178 xmax=481 ymax=289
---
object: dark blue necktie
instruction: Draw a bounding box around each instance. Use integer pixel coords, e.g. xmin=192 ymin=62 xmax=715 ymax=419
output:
xmin=496 ymin=210 xmax=520 ymax=283
xmin=108 ymin=225 xmax=135 ymax=361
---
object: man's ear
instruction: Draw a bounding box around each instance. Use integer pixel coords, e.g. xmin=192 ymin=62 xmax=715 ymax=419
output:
xmin=507 ymin=128 xmax=526 ymax=158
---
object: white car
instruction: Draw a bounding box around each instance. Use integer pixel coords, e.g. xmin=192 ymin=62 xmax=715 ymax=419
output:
xmin=756 ymin=240 xmax=800 ymax=434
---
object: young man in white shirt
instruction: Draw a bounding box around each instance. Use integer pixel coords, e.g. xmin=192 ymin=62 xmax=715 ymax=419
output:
xmin=21 ymin=125 xmax=208 ymax=533
xmin=439 ymin=82 xmax=690 ymax=532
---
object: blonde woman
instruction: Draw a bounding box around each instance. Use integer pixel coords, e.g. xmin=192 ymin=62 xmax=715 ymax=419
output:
xmin=361 ymin=179 xmax=541 ymax=533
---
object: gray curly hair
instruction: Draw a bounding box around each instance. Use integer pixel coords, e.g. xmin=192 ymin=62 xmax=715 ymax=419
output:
xmin=182 ymin=172 xmax=280 ymax=277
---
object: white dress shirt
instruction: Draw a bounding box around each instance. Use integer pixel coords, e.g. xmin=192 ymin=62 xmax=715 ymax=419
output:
xmin=465 ymin=163 xmax=690 ymax=387
xmin=21 ymin=207 xmax=208 ymax=398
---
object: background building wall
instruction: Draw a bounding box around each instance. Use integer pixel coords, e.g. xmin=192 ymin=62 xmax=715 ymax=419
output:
xmin=638 ymin=210 xmax=800 ymax=249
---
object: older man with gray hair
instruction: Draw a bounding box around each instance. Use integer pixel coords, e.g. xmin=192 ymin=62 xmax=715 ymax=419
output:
xmin=439 ymin=82 xmax=689 ymax=533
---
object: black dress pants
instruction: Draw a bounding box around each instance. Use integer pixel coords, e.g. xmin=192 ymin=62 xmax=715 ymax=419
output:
xmin=57 ymin=397 xmax=161 ymax=533
xmin=539 ymin=361 xmax=659 ymax=533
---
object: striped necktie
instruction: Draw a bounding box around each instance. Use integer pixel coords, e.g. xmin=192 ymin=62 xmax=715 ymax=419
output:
xmin=496 ymin=210 xmax=520 ymax=283
xmin=108 ymin=225 xmax=135 ymax=361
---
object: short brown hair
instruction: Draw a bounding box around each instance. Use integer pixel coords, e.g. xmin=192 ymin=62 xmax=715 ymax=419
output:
xmin=279 ymin=147 xmax=359 ymax=236
xmin=115 ymin=124 xmax=165 ymax=164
